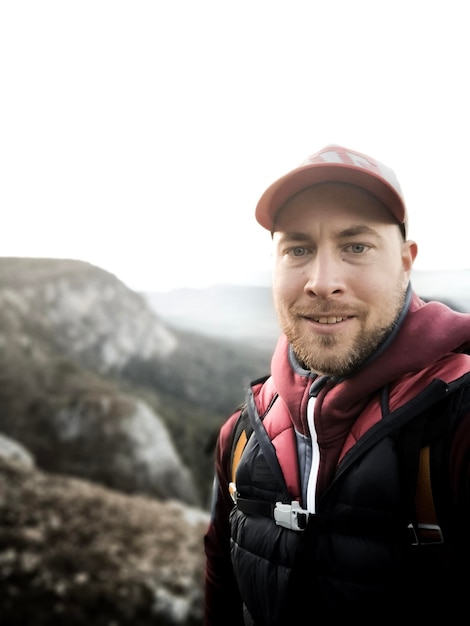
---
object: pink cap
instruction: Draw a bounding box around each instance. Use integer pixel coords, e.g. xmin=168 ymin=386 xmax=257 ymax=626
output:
xmin=255 ymin=145 xmax=408 ymax=236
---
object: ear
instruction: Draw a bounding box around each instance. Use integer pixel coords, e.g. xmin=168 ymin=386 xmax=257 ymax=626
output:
xmin=402 ymin=239 xmax=418 ymax=273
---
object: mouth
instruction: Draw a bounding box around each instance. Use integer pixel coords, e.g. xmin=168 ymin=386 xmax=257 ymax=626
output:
xmin=313 ymin=316 xmax=347 ymax=324
xmin=302 ymin=314 xmax=352 ymax=325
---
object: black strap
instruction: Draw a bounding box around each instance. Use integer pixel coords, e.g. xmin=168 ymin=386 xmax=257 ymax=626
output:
xmin=398 ymin=391 xmax=463 ymax=544
xmin=235 ymin=497 xmax=275 ymax=518
xmin=245 ymin=389 xmax=288 ymax=497
xmin=230 ymin=404 xmax=251 ymax=482
xmin=398 ymin=408 xmax=429 ymax=533
xmin=229 ymin=376 xmax=271 ymax=483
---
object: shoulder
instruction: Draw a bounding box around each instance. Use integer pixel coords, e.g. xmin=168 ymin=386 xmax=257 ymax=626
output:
xmin=218 ymin=410 xmax=245 ymax=456
xmin=216 ymin=375 xmax=276 ymax=470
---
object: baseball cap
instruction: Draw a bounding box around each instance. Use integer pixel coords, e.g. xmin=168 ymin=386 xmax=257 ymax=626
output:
xmin=255 ymin=145 xmax=408 ymax=237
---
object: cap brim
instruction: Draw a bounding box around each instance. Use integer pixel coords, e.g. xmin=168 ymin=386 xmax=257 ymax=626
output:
xmin=255 ymin=162 xmax=407 ymax=232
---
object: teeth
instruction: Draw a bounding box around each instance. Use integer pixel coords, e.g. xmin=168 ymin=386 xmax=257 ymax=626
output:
xmin=316 ymin=317 xmax=344 ymax=324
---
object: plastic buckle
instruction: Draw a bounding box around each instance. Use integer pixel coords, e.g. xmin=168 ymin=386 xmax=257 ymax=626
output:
xmin=407 ymin=522 xmax=444 ymax=546
xmin=274 ymin=501 xmax=309 ymax=531
xmin=229 ymin=482 xmax=238 ymax=504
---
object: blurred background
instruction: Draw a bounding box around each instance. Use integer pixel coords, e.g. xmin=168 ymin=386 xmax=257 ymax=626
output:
xmin=0 ymin=2 xmax=469 ymax=624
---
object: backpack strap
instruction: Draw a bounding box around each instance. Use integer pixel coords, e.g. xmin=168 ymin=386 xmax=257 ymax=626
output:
xmin=411 ymin=444 xmax=442 ymax=544
xmin=399 ymin=387 xmax=466 ymax=546
xmin=229 ymin=375 xmax=273 ymax=484
xmin=229 ymin=404 xmax=252 ymax=499
xmin=228 ymin=377 xmax=294 ymax=514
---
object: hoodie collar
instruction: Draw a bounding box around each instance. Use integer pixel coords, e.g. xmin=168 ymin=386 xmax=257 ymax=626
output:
xmin=271 ymin=289 xmax=470 ymax=434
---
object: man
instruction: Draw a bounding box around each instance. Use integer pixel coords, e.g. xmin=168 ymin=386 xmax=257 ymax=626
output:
xmin=204 ymin=145 xmax=470 ymax=624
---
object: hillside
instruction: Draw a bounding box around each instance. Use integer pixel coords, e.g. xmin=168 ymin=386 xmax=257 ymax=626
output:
xmin=0 ymin=257 xmax=272 ymax=507
xmin=1 ymin=257 xmax=252 ymax=624
xmin=144 ymin=284 xmax=280 ymax=350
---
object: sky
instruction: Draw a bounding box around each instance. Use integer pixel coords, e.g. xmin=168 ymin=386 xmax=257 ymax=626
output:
xmin=1 ymin=1 xmax=469 ymax=292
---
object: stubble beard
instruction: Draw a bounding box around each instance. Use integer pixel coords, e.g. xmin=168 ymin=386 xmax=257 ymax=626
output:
xmin=277 ymin=289 xmax=407 ymax=377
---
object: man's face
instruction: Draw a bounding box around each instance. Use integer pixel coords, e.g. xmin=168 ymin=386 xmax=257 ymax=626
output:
xmin=272 ymin=183 xmax=417 ymax=377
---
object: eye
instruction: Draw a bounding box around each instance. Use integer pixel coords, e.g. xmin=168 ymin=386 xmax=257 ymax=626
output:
xmin=347 ymin=243 xmax=369 ymax=254
xmin=288 ymin=246 xmax=308 ymax=257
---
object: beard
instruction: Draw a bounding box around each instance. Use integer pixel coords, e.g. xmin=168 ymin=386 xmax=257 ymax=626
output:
xmin=276 ymin=288 xmax=407 ymax=377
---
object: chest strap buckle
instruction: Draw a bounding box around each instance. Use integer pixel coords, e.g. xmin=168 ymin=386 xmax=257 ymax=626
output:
xmin=274 ymin=501 xmax=309 ymax=531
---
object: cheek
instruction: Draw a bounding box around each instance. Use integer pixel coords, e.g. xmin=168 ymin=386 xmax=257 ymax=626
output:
xmin=356 ymin=265 xmax=405 ymax=304
xmin=362 ymin=255 xmax=405 ymax=287
xmin=355 ymin=277 xmax=391 ymax=300
xmin=272 ymin=267 xmax=304 ymax=301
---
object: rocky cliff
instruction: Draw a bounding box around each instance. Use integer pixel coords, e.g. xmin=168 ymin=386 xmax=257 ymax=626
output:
xmin=0 ymin=258 xmax=197 ymax=505
xmin=0 ymin=256 xmax=272 ymax=625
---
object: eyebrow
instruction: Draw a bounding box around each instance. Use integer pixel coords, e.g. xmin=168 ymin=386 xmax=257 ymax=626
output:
xmin=277 ymin=225 xmax=381 ymax=242
xmin=336 ymin=225 xmax=380 ymax=238
xmin=276 ymin=231 xmax=310 ymax=242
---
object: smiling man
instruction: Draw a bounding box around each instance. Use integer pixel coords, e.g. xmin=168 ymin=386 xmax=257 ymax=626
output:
xmin=272 ymin=182 xmax=416 ymax=377
xmin=203 ymin=146 xmax=470 ymax=624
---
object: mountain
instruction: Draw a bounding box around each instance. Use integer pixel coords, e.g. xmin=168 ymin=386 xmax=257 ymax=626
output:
xmin=144 ymin=284 xmax=280 ymax=350
xmin=0 ymin=257 xmax=273 ymax=507
xmin=1 ymin=257 xmax=247 ymax=624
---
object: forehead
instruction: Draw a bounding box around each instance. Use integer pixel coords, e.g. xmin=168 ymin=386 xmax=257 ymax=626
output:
xmin=273 ymin=182 xmax=397 ymax=232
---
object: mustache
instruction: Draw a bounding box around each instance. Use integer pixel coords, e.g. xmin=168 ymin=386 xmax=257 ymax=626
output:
xmin=290 ymin=305 xmax=358 ymax=317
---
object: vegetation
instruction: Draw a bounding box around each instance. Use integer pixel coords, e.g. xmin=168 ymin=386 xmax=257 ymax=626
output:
xmin=0 ymin=258 xmax=272 ymax=507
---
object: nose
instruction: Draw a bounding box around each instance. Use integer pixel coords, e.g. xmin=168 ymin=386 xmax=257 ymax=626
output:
xmin=304 ymin=251 xmax=345 ymax=298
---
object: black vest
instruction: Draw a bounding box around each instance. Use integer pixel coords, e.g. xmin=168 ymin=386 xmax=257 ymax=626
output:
xmin=230 ymin=379 xmax=470 ymax=624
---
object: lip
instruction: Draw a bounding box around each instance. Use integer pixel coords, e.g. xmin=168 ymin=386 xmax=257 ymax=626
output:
xmin=312 ymin=315 xmax=348 ymax=324
xmin=302 ymin=314 xmax=354 ymax=328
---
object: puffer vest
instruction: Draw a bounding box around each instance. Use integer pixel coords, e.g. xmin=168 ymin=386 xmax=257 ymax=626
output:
xmin=230 ymin=371 xmax=470 ymax=625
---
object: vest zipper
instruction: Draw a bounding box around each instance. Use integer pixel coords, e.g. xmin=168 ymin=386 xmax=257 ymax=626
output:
xmin=306 ymin=396 xmax=319 ymax=513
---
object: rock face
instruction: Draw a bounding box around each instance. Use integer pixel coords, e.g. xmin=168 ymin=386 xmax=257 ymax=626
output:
xmin=0 ymin=257 xmax=274 ymax=624
xmin=0 ymin=456 xmax=209 ymax=625
xmin=0 ymin=257 xmax=272 ymax=505
xmin=0 ymin=258 xmax=198 ymax=505
xmin=0 ymin=434 xmax=34 ymax=468
xmin=0 ymin=258 xmax=213 ymax=624
xmin=38 ymin=393 xmax=198 ymax=505
xmin=0 ymin=257 xmax=178 ymax=371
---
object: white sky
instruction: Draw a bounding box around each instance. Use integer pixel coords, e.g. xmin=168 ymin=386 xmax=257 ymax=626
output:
xmin=1 ymin=1 xmax=469 ymax=292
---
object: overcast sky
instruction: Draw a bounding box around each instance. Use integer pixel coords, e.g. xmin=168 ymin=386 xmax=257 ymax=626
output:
xmin=1 ymin=1 xmax=469 ymax=292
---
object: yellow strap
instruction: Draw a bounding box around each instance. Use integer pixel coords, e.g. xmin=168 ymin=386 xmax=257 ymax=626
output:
xmin=231 ymin=430 xmax=248 ymax=484
xmin=415 ymin=446 xmax=435 ymax=522
xmin=415 ymin=445 xmax=442 ymax=544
